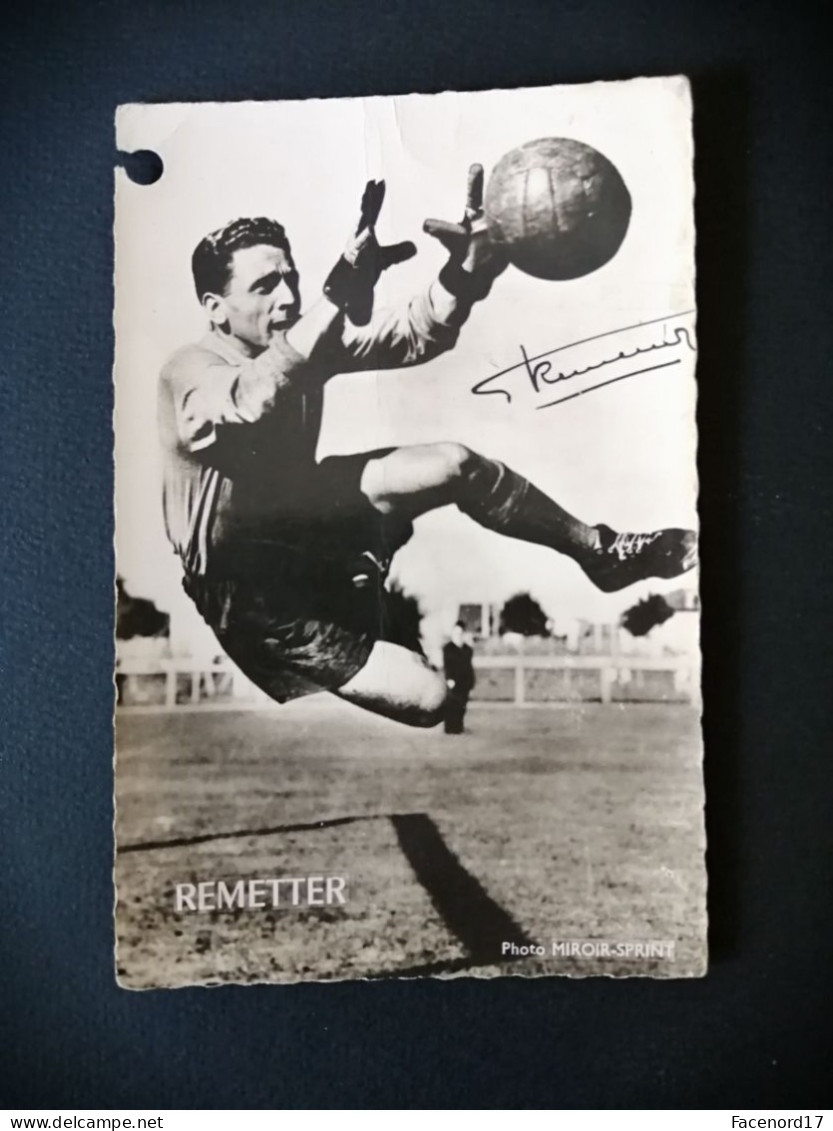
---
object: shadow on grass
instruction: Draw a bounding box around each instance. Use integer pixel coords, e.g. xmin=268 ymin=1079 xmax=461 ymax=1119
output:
xmin=388 ymin=812 xmax=535 ymax=970
xmin=119 ymin=809 xmax=535 ymax=974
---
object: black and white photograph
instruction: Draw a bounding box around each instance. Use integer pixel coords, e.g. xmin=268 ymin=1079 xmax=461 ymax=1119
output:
xmin=113 ymin=77 xmax=705 ymax=986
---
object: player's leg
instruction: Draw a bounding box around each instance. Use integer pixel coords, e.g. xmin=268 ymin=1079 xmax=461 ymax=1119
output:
xmin=334 ymin=640 xmax=448 ymax=728
xmin=360 ymin=442 xmax=697 ymax=593
xmin=184 ymin=573 xmax=447 ymax=728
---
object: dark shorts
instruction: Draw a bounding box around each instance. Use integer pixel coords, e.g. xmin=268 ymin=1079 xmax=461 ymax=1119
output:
xmin=184 ymin=451 xmax=415 ymax=704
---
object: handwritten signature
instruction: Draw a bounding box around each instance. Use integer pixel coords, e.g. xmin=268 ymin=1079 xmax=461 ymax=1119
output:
xmin=471 ymin=312 xmax=696 ymax=409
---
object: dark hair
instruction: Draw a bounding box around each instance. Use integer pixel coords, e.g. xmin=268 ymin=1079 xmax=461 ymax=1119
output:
xmin=455 ymin=621 xmax=466 ymax=630
xmin=191 ymin=217 xmax=291 ymax=302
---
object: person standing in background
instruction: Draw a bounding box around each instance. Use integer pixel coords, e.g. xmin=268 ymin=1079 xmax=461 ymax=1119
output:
xmin=442 ymin=623 xmax=475 ymax=734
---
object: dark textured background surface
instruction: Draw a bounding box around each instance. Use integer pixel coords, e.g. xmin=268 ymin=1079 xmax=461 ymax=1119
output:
xmin=2 ymin=0 xmax=832 ymax=1109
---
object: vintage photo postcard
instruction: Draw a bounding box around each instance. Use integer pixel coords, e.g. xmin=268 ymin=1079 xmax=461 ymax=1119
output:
xmin=114 ymin=77 xmax=705 ymax=986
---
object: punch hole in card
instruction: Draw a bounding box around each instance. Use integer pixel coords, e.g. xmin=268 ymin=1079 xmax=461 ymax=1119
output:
xmin=113 ymin=79 xmax=705 ymax=988
xmin=117 ymin=148 xmax=164 ymax=185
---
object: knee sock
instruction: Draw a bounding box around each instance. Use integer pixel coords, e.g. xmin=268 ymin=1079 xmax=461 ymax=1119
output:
xmin=457 ymin=458 xmax=599 ymax=559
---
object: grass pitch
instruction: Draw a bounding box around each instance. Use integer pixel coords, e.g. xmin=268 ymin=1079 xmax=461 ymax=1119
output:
xmin=114 ymin=700 xmax=706 ymax=985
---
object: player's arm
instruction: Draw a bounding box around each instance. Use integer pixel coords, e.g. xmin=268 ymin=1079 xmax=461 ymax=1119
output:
xmin=163 ymin=337 xmax=315 ymax=454
xmin=335 ymin=283 xmax=465 ymax=371
xmin=338 ymin=165 xmax=508 ymax=372
xmin=167 ymin=187 xmax=418 ymax=454
xmin=281 ymin=178 xmax=418 ymax=367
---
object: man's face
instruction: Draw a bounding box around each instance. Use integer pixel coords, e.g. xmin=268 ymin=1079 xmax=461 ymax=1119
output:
xmin=208 ymin=243 xmax=301 ymax=353
xmin=451 ymin=625 xmax=465 ymax=646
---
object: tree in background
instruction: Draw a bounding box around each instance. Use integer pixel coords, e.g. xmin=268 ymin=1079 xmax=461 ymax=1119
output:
xmin=116 ymin=576 xmax=169 ymax=639
xmin=620 ymin=593 xmax=674 ymax=637
xmin=499 ymin=592 xmax=550 ymax=637
xmin=115 ymin=577 xmax=171 ymax=707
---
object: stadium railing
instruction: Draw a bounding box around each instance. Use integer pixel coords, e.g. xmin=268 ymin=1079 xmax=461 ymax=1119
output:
xmin=115 ymin=653 xmax=698 ymax=710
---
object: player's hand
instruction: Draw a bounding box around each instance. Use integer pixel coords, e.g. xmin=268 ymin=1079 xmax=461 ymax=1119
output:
xmin=423 ymin=164 xmax=509 ymax=300
xmin=323 ymin=180 xmax=416 ymax=325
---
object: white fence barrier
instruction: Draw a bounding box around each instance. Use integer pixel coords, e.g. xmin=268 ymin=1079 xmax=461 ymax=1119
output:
xmin=471 ymin=654 xmax=697 ymax=705
xmin=116 ymin=653 xmax=698 ymax=710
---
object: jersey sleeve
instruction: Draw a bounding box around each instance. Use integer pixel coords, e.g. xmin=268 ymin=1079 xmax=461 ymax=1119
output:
xmin=161 ymin=335 xmax=310 ymax=454
xmin=336 ymin=279 xmax=473 ymax=372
